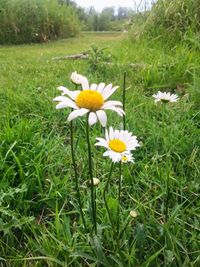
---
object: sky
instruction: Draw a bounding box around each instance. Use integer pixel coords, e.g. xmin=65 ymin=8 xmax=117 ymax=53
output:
xmin=74 ymin=0 xmax=151 ymax=12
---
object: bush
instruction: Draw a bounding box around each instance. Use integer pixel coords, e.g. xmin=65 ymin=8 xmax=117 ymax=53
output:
xmin=0 ymin=0 xmax=81 ymax=44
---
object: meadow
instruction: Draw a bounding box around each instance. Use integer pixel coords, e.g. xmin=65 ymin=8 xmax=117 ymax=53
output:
xmin=0 ymin=31 xmax=199 ymax=266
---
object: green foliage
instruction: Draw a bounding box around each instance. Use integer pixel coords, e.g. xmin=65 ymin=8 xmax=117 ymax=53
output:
xmin=0 ymin=185 xmax=34 ymax=234
xmin=87 ymin=44 xmax=112 ymax=73
xmin=130 ymin=0 xmax=200 ymax=42
xmin=0 ymin=32 xmax=199 ymax=266
xmin=81 ymin=6 xmax=134 ymax=31
xmin=0 ymin=0 xmax=80 ymax=44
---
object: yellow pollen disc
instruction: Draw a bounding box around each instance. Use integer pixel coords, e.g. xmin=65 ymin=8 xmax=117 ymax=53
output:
xmin=75 ymin=90 xmax=104 ymax=111
xmin=109 ymin=139 xmax=126 ymax=153
xmin=122 ymin=155 xmax=128 ymax=161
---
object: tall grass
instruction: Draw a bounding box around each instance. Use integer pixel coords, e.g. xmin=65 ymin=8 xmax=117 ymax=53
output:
xmin=130 ymin=0 xmax=200 ymax=42
xmin=0 ymin=0 xmax=80 ymax=44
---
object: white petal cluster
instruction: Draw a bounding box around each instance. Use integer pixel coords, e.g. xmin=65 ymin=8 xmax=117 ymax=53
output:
xmin=70 ymin=71 xmax=86 ymax=85
xmin=53 ymin=74 xmax=124 ymax=127
xmin=121 ymin=153 xmax=134 ymax=163
xmin=95 ymin=127 xmax=140 ymax=163
xmin=152 ymin=91 xmax=179 ymax=103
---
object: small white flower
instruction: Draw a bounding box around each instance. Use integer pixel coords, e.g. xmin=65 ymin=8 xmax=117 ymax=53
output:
xmin=121 ymin=153 xmax=134 ymax=163
xmin=152 ymin=91 xmax=179 ymax=103
xmin=53 ymin=77 xmax=124 ymax=127
xmin=95 ymin=127 xmax=140 ymax=163
xmin=70 ymin=71 xmax=86 ymax=85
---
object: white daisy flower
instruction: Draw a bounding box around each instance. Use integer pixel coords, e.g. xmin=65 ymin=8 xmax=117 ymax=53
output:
xmin=121 ymin=153 xmax=134 ymax=163
xmin=53 ymin=78 xmax=124 ymax=127
xmin=152 ymin=91 xmax=179 ymax=103
xmin=95 ymin=127 xmax=140 ymax=163
xmin=70 ymin=71 xmax=86 ymax=85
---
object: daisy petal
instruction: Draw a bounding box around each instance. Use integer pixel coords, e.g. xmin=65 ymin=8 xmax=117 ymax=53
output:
xmin=90 ymin=83 xmax=97 ymax=90
xmin=96 ymin=110 xmax=107 ymax=127
xmin=102 ymin=100 xmax=123 ymax=109
xmin=105 ymin=129 xmax=109 ymax=141
xmin=53 ymin=96 xmax=78 ymax=109
xmin=97 ymin=83 xmax=106 ymax=93
xmin=95 ymin=141 xmax=109 ymax=148
xmin=67 ymin=108 xmax=89 ymax=121
xmin=81 ymin=77 xmax=90 ymax=90
xmin=103 ymin=86 xmax=119 ymax=100
xmin=55 ymin=102 xmax=70 ymax=109
xmin=102 ymin=84 xmax=112 ymax=98
xmin=109 ymin=127 xmax=114 ymax=139
xmin=88 ymin=112 xmax=97 ymax=126
xmin=57 ymin=86 xmax=80 ymax=100
xmin=104 ymin=106 xmax=125 ymax=116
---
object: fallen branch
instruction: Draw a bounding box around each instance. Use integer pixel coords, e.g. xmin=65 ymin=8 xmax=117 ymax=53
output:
xmin=52 ymin=53 xmax=150 ymax=69
xmin=52 ymin=53 xmax=88 ymax=60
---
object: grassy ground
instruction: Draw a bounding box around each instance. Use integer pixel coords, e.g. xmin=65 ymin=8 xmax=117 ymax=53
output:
xmin=0 ymin=32 xmax=199 ymax=266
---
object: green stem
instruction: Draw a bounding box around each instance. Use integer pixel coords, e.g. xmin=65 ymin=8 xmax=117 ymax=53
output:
xmin=70 ymin=119 xmax=87 ymax=231
xmin=103 ymin=163 xmax=114 ymax=229
xmin=86 ymin=115 xmax=97 ymax=234
xmin=122 ymin=71 xmax=127 ymax=130
xmin=117 ymin=161 xmax=122 ymax=235
xmin=118 ymin=218 xmax=131 ymax=240
xmin=165 ymin=175 xmax=170 ymax=221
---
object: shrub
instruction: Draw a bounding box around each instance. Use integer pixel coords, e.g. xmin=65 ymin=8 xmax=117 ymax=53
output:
xmin=0 ymin=0 xmax=81 ymax=44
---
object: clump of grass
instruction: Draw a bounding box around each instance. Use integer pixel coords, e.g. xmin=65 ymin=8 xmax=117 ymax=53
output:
xmin=130 ymin=0 xmax=200 ymax=43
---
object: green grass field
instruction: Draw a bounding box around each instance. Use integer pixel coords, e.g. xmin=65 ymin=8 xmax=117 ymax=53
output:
xmin=0 ymin=32 xmax=199 ymax=266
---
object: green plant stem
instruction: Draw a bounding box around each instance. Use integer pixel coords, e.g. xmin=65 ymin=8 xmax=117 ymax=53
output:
xmin=86 ymin=115 xmax=97 ymax=235
xmin=165 ymin=175 xmax=170 ymax=221
xmin=70 ymin=118 xmax=87 ymax=232
xmin=118 ymin=218 xmax=131 ymax=240
xmin=117 ymin=161 xmax=122 ymax=235
xmin=122 ymin=71 xmax=127 ymax=130
xmin=103 ymin=162 xmax=114 ymax=229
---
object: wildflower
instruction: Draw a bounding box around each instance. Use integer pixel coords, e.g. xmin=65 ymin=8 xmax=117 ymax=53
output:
xmin=53 ymin=78 xmax=124 ymax=127
xmin=95 ymin=127 xmax=140 ymax=163
xmin=121 ymin=153 xmax=134 ymax=163
xmin=71 ymin=71 xmax=86 ymax=85
xmin=129 ymin=210 xmax=137 ymax=218
xmin=152 ymin=91 xmax=179 ymax=103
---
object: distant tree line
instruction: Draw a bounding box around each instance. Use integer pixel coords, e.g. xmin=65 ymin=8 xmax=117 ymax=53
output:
xmin=0 ymin=0 xmax=134 ymax=44
xmin=57 ymin=0 xmax=135 ymax=31
xmin=79 ymin=6 xmax=134 ymax=31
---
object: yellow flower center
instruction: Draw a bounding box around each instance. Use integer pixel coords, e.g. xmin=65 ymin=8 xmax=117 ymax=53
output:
xmin=122 ymin=155 xmax=128 ymax=162
xmin=109 ymin=139 xmax=126 ymax=153
xmin=75 ymin=90 xmax=104 ymax=111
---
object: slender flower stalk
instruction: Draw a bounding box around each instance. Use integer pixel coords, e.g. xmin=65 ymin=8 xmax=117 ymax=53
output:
xmin=70 ymin=85 xmax=87 ymax=231
xmin=117 ymin=161 xmax=122 ymax=235
xmin=122 ymin=71 xmax=127 ymax=130
xmin=103 ymin=162 xmax=114 ymax=228
xmin=70 ymin=118 xmax=87 ymax=231
xmin=165 ymin=175 xmax=170 ymax=221
xmin=86 ymin=114 xmax=97 ymax=234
